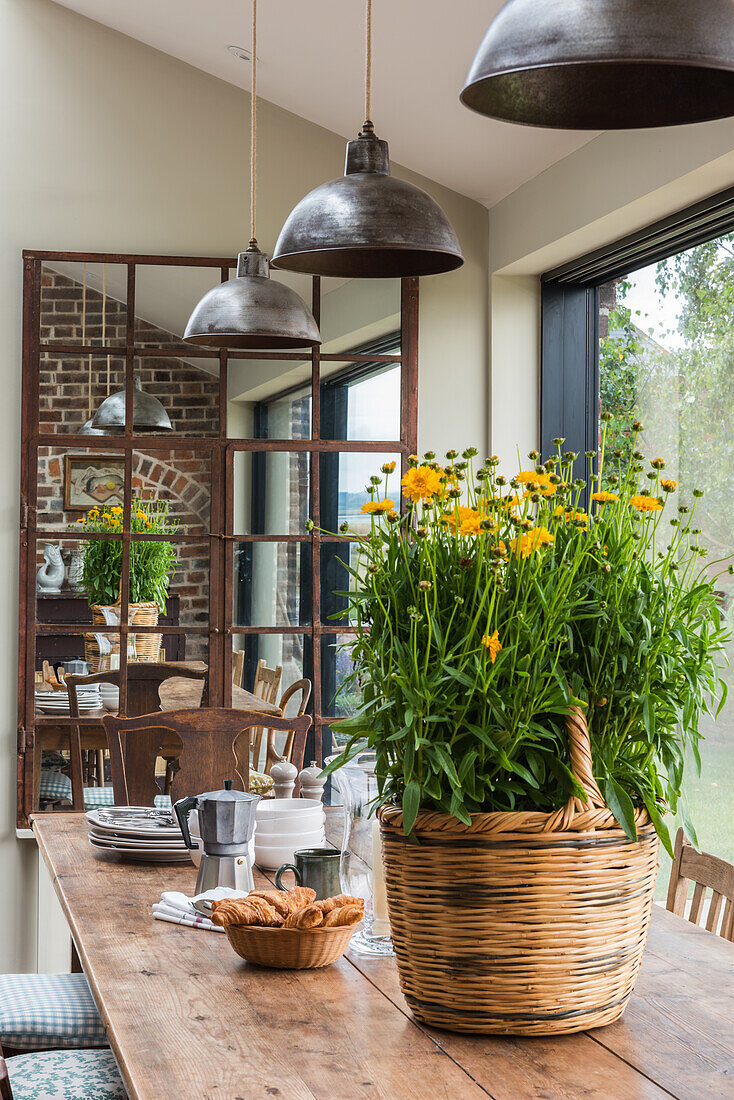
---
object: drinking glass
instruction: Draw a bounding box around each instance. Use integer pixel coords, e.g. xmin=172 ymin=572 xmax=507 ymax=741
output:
xmin=327 ymin=751 xmax=394 ymax=956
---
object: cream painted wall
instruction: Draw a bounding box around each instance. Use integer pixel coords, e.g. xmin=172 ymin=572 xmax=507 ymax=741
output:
xmin=488 ymin=118 xmax=734 ymax=467
xmin=0 ymin=0 xmax=487 ymax=970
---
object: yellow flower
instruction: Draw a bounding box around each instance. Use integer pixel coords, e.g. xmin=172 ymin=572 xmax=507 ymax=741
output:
xmin=136 ymin=509 xmax=147 ymax=521
xmin=630 ymin=495 xmax=663 ymax=512
xmin=361 ymin=499 xmax=396 ymax=515
xmin=510 ymin=526 xmax=554 ymax=557
xmin=401 ymin=465 xmax=443 ymax=503
xmin=591 ymin=491 xmax=619 ymax=504
xmin=443 ymin=506 xmax=486 ymax=536
xmin=111 ymin=505 xmax=123 ymax=515
xmin=660 ymin=479 xmax=678 ymax=493
xmin=481 ymin=630 xmax=502 ymax=663
xmin=518 ymin=470 xmax=557 ymax=497
xmin=381 ymin=461 xmax=396 ymax=474
xmin=87 ymin=507 xmax=99 ymax=518
xmin=75 ymin=517 xmax=85 ymax=524
xmin=554 ymin=506 xmax=589 ymax=528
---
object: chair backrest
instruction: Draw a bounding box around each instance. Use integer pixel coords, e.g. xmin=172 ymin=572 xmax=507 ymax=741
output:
xmin=66 ymin=663 xmax=209 ymax=811
xmin=232 ymin=650 xmax=245 ymax=689
xmin=250 ymin=660 xmax=283 ymax=769
xmin=102 ymin=707 xmax=312 ymax=806
xmin=264 ymin=679 xmax=313 ymax=774
xmin=666 ymin=827 xmax=734 ymax=940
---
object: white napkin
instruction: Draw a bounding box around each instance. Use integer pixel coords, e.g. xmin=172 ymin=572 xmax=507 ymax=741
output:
xmin=152 ymin=887 xmax=249 ymax=933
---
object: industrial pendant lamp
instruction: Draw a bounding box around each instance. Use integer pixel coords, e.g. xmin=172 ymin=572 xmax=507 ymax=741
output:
xmin=80 ymin=266 xmax=171 ymax=435
xmin=184 ymin=1 xmax=320 ymax=348
xmin=272 ymin=0 xmax=463 ymax=278
xmin=461 ymin=0 xmax=734 ymax=130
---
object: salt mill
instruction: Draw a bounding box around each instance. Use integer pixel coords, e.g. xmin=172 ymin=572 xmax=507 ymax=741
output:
xmin=298 ymin=760 xmax=326 ymax=802
xmin=270 ymin=756 xmax=298 ymax=799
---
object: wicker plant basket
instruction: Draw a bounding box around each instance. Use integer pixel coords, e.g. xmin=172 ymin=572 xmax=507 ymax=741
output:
xmin=378 ymin=709 xmax=659 ymax=1036
xmin=84 ymin=601 xmax=162 ymax=672
xmin=225 ymin=923 xmax=359 ymax=969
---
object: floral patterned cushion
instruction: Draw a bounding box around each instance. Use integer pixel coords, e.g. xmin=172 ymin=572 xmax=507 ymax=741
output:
xmin=7 ymin=1048 xmax=126 ymax=1099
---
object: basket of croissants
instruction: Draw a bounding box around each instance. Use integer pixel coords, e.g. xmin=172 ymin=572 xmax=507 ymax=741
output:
xmin=211 ymin=887 xmax=364 ymax=969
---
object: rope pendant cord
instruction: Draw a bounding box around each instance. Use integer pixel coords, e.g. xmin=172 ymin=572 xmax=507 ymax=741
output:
xmin=365 ymin=0 xmax=372 ymax=125
xmin=82 ymin=263 xmax=92 ymax=419
xmin=250 ymin=0 xmax=257 ymax=246
xmin=102 ymin=263 xmax=110 ymax=395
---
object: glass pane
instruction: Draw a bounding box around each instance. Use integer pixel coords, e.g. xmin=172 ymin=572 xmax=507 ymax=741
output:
xmin=233 ymin=541 xmax=311 ymax=628
xmin=320 ymin=361 xmax=401 ymax=442
xmin=318 ymin=451 xmax=401 ymax=535
xmin=232 ymin=451 xmax=310 ymax=536
xmin=321 ymin=633 xmax=358 ymax=718
xmin=133 ymin=448 xmax=211 ymax=532
xmin=320 ymin=278 xmax=401 ymax=354
xmin=35 ymin=536 xmax=120 ymax=624
xmin=598 ymin=245 xmax=734 ymax=896
xmin=41 ymin=262 xmax=127 ymax=346
xmin=39 ymin=353 xmax=125 ymax=436
xmin=37 ymin=446 xmax=125 ymax=529
xmin=127 ymin=536 xmax=210 ymax=660
xmin=134 ymin=358 xmax=220 ymax=438
xmin=231 ymin=632 xmax=311 ymax=768
xmin=134 ymin=264 xmax=226 ymax=350
xmin=228 ymin=358 xmax=312 ymax=440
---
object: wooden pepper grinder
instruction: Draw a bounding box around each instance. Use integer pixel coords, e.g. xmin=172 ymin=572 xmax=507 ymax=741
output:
xmin=270 ymin=756 xmax=298 ymax=800
xmin=298 ymin=760 xmax=326 ymax=802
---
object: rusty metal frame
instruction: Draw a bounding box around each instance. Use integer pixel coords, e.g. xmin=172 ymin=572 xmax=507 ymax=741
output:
xmin=18 ymin=250 xmax=418 ymax=826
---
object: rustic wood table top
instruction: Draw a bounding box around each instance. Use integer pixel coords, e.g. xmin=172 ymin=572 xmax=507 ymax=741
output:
xmin=32 ymin=814 xmax=733 ymax=1100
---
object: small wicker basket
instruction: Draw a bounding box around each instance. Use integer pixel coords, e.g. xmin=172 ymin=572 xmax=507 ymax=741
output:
xmin=84 ymin=600 xmax=162 ymax=672
xmin=379 ymin=708 xmax=659 ymax=1036
xmin=225 ymin=923 xmax=359 ymax=969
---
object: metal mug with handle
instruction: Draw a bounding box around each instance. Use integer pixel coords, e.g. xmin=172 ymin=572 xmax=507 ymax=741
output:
xmin=275 ymin=848 xmax=341 ymax=898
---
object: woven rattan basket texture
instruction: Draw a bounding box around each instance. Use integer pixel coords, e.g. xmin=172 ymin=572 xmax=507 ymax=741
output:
xmin=84 ymin=601 xmax=161 ymax=671
xmin=379 ymin=709 xmax=659 ymax=1035
xmin=225 ymin=923 xmax=358 ymax=969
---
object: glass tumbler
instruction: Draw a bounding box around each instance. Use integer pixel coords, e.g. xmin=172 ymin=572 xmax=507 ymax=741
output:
xmin=327 ymin=751 xmax=394 ymax=956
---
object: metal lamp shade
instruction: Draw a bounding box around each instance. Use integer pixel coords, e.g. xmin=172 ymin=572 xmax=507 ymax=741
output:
xmin=90 ymin=377 xmax=172 ymax=434
xmin=183 ymin=248 xmax=321 ymax=350
xmin=271 ymin=128 xmax=463 ymax=278
xmin=460 ymin=0 xmax=734 ymax=129
xmin=79 ymin=417 xmax=107 ymax=436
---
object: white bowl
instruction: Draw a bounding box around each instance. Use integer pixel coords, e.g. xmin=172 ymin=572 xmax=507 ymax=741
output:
xmin=254 ymin=836 xmax=326 ymax=871
xmin=255 ymin=799 xmax=324 ymax=835
xmin=254 ymin=826 xmax=325 ymax=846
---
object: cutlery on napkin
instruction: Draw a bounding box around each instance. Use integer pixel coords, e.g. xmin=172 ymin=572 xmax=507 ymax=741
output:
xmin=152 ymin=887 xmax=249 ymax=932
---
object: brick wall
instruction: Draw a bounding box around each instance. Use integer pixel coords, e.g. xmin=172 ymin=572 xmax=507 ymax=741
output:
xmin=37 ymin=270 xmax=216 ymax=659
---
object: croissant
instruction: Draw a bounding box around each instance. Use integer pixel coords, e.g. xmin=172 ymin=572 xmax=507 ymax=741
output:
xmin=247 ymin=890 xmax=291 ymax=919
xmin=211 ymin=897 xmax=282 ymax=928
xmin=283 ymin=904 xmax=324 ymax=930
xmin=322 ymin=905 xmax=363 ymax=928
xmin=314 ymin=894 xmax=365 ymax=915
xmin=285 ymin=886 xmax=316 ymax=912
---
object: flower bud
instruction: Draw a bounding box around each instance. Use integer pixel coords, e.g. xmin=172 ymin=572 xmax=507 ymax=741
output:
xmin=600 ymin=412 xmax=612 ymax=423
xmin=552 ymin=436 xmax=566 ymax=445
xmin=418 ymin=580 xmax=432 ymax=590
xmin=339 ymin=521 xmax=349 ymax=533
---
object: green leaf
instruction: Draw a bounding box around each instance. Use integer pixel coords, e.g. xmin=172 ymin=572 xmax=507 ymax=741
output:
xmin=643 ymin=794 xmax=674 ymax=859
xmin=603 ymin=776 xmax=638 ymax=841
xmin=402 ymin=779 xmax=420 ymax=835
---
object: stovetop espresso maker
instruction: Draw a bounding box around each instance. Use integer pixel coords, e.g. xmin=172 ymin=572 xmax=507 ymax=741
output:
xmin=174 ymin=781 xmax=260 ymax=894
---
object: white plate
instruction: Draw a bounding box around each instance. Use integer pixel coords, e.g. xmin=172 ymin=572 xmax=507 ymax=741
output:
xmin=88 ymin=830 xmax=187 ymax=850
xmin=86 ymin=807 xmax=181 ymax=838
xmin=88 ymin=838 xmax=191 ymax=862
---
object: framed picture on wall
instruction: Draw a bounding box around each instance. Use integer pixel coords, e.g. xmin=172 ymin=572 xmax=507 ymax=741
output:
xmin=63 ymin=454 xmax=125 ymax=512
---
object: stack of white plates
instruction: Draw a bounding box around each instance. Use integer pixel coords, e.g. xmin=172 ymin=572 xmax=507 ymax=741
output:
xmin=254 ymin=798 xmax=326 ymax=870
xmin=35 ymin=684 xmax=102 ymax=716
xmin=86 ymin=806 xmax=191 ymax=862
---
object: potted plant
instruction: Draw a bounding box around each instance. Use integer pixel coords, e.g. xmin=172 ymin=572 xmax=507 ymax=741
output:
xmin=74 ymin=498 xmax=177 ymax=667
xmin=322 ymin=416 xmax=729 ymax=1034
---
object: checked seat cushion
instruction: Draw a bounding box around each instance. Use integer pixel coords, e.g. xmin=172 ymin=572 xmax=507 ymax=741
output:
xmin=0 ymin=974 xmax=107 ymax=1051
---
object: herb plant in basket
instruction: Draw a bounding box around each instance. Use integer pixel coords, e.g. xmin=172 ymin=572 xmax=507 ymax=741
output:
xmin=320 ymin=417 xmax=729 ymax=1035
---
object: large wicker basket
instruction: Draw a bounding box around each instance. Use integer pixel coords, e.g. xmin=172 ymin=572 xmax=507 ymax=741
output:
xmin=84 ymin=601 xmax=162 ymax=672
xmin=379 ymin=709 xmax=658 ymax=1036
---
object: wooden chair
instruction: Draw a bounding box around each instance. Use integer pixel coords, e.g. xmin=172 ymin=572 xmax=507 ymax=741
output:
xmin=102 ymin=708 xmax=312 ymax=806
xmin=249 ymin=660 xmax=282 ymax=770
xmin=232 ymin=650 xmax=245 ymax=689
xmin=666 ymin=827 xmax=734 ymax=940
xmin=263 ymin=679 xmax=313 ymax=774
xmin=65 ymin=663 xmax=209 ymax=811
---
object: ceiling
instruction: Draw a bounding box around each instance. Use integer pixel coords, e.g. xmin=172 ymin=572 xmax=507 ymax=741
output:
xmin=49 ymin=0 xmax=598 ymax=207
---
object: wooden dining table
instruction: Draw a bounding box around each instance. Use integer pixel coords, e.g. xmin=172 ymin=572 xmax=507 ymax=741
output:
xmin=32 ymin=814 xmax=733 ymax=1100
xmin=34 ymin=664 xmax=281 ymax=806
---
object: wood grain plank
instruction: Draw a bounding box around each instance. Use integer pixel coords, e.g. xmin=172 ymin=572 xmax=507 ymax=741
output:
xmin=33 ymin=815 xmax=489 ymax=1100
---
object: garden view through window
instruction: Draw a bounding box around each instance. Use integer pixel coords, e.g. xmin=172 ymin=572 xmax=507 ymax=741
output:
xmin=599 ymin=235 xmax=734 ymax=892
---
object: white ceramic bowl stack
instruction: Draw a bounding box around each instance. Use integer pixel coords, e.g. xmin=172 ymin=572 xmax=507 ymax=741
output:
xmin=253 ymin=798 xmax=326 ymax=871
xmin=99 ymin=684 xmax=120 ymax=711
